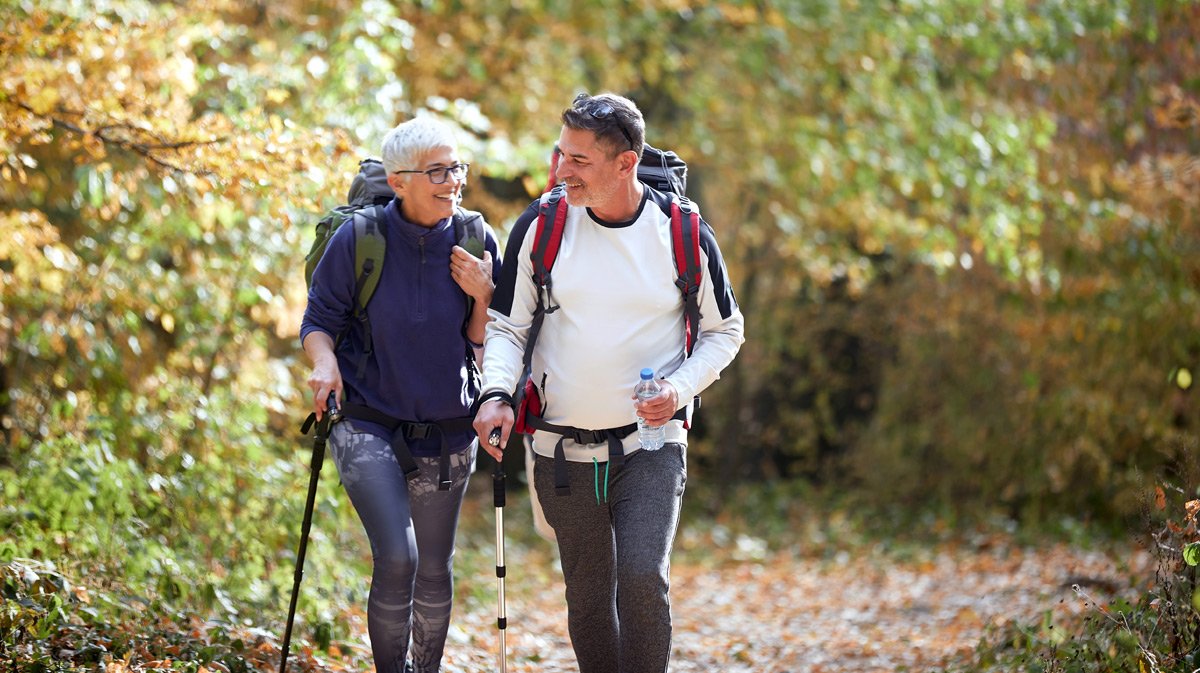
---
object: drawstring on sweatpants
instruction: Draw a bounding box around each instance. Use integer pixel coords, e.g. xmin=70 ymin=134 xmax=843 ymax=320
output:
xmin=592 ymin=457 xmax=610 ymax=505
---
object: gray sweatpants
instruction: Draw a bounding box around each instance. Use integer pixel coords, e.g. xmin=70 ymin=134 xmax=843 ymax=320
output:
xmin=330 ymin=421 xmax=475 ymax=673
xmin=534 ymin=443 xmax=687 ymax=673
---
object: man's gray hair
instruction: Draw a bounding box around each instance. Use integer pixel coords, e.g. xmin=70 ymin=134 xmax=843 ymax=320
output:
xmin=562 ymin=92 xmax=645 ymax=159
xmin=381 ymin=117 xmax=458 ymax=176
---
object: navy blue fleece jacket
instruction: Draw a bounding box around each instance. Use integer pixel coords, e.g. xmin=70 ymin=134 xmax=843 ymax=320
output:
xmin=300 ymin=199 xmax=501 ymax=455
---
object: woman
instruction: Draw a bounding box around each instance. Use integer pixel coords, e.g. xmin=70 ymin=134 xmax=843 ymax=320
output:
xmin=300 ymin=116 xmax=499 ymax=673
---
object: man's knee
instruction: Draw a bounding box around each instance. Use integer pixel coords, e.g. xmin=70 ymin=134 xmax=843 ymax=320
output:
xmin=617 ymin=556 xmax=668 ymax=596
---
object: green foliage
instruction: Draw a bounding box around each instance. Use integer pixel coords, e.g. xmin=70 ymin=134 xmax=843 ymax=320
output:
xmin=953 ymin=472 xmax=1200 ymax=673
xmin=0 ymin=388 xmax=371 ymax=663
xmin=3 ymin=0 xmax=1197 ymax=527
xmin=1 ymin=557 xmax=330 ymax=672
xmin=0 ymin=0 xmax=1199 ymax=667
xmin=687 ymin=0 xmax=1200 ymax=529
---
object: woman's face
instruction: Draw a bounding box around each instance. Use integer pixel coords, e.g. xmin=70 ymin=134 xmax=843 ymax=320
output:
xmin=389 ymin=145 xmax=464 ymax=227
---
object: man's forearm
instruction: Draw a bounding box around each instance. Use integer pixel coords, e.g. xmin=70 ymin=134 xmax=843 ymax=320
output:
xmin=665 ymin=312 xmax=745 ymax=403
xmin=479 ymin=311 xmax=529 ymax=396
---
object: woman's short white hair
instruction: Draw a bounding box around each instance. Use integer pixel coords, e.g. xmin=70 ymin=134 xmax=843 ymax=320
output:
xmin=380 ymin=117 xmax=458 ymax=176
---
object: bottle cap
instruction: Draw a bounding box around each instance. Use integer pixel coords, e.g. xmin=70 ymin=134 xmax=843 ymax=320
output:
xmin=640 ymin=368 xmax=654 ymax=379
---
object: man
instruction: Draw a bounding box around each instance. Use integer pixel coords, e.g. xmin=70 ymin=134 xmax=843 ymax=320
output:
xmin=473 ymin=92 xmax=744 ymax=673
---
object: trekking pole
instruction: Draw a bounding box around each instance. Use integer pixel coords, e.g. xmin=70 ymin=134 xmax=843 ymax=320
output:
xmin=280 ymin=393 xmax=340 ymax=673
xmin=489 ymin=428 xmax=507 ymax=673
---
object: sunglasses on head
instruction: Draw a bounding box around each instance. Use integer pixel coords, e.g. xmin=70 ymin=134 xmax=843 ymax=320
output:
xmin=573 ymin=94 xmax=635 ymax=151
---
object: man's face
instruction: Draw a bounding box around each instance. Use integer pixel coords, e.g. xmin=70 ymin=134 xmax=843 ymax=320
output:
xmin=554 ymin=126 xmax=625 ymax=209
xmin=389 ymin=145 xmax=464 ymax=226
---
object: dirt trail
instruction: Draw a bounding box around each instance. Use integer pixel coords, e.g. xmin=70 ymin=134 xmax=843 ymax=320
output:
xmin=430 ymin=493 xmax=1147 ymax=673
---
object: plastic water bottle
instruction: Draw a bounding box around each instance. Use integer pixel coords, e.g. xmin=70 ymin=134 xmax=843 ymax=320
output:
xmin=635 ymin=368 xmax=665 ymax=451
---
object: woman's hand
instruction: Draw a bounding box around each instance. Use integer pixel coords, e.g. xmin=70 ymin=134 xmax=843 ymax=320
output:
xmin=303 ymin=332 xmax=342 ymax=421
xmin=450 ymin=246 xmax=494 ymax=303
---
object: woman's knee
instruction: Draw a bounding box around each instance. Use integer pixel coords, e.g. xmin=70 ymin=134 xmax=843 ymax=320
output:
xmin=374 ymin=545 xmax=418 ymax=581
xmin=415 ymin=553 xmax=454 ymax=584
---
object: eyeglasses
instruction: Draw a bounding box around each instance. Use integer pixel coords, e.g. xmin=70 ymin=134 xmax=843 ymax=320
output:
xmin=573 ymin=94 xmax=635 ymax=151
xmin=393 ymin=163 xmax=470 ymax=185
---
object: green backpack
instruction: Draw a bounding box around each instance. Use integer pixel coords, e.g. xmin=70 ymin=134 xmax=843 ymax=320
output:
xmin=304 ymin=158 xmax=487 ymax=378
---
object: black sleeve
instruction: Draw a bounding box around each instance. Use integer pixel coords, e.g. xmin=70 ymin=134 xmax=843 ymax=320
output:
xmin=490 ymin=200 xmax=540 ymax=317
xmin=698 ymin=218 xmax=739 ymax=320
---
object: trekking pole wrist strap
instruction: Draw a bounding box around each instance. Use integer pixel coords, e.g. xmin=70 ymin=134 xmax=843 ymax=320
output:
xmin=477 ymin=390 xmax=514 ymax=409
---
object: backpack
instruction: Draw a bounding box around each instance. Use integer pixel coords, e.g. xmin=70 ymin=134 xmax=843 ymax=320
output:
xmin=304 ymin=158 xmax=487 ymax=380
xmin=513 ymin=143 xmax=703 ymax=435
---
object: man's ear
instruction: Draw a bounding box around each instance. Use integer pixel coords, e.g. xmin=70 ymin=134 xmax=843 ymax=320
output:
xmin=617 ymin=150 xmax=639 ymax=177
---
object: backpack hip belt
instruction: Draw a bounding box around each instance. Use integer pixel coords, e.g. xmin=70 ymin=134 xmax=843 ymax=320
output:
xmin=339 ymin=402 xmax=475 ymax=491
xmin=524 ymin=407 xmax=687 ymax=496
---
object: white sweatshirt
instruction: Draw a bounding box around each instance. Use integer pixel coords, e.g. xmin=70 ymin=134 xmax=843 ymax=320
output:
xmin=482 ymin=186 xmax=745 ymax=463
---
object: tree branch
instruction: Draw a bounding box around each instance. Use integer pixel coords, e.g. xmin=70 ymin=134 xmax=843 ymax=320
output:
xmin=17 ymin=102 xmax=226 ymax=175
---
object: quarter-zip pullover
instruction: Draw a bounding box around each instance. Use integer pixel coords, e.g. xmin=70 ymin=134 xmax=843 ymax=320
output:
xmin=301 ymin=198 xmax=501 ymax=455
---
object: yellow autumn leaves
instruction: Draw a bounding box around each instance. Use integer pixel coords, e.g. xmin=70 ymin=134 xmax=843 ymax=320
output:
xmin=1 ymin=4 xmax=350 ymax=212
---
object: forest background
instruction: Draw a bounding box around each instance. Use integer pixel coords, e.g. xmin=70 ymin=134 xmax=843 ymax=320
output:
xmin=1 ymin=1 xmax=1198 ymax=671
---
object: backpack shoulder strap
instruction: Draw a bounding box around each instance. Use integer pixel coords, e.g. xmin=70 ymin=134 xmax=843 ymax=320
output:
xmin=451 ymin=207 xmax=488 ymax=396
xmin=338 ymin=205 xmax=386 ymax=379
xmin=351 ymin=205 xmax=387 ymax=314
xmin=669 ymin=196 xmax=703 ymax=356
xmin=518 ymin=183 xmax=569 ymax=376
xmin=304 ymin=208 xmax=347 ymax=289
xmin=450 ymin=207 xmax=487 ymax=317
xmin=452 ymin=208 xmax=487 ymax=258
xmin=532 ymin=184 xmax=569 ymax=286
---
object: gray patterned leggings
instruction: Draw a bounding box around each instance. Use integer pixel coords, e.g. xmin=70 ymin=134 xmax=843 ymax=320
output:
xmin=330 ymin=421 xmax=475 ymax=673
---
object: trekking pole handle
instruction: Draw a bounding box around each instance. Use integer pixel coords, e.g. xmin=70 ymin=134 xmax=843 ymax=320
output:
xmin=493 ymin=461 xmax=506 ymax=508
xmin=326 ymin=392 xmax=341 ymax=424
xmin=491 ymin=430 xmax=505 ymax=508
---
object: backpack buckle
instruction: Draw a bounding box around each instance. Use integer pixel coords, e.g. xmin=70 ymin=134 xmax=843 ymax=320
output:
xmin=568 ymin=428 xmax=607 ymax=445
xmin=675 ymin=277 xmax=700 ymax=294
xmin=404 ymin=422 xmax=435 ymax=440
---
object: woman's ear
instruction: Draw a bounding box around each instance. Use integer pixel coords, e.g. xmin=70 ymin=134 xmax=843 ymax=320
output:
xmin=387 ymin=173 xmax=407 ymax=198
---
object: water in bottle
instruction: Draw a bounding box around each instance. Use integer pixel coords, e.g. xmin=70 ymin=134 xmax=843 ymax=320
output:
xmin=635 ymin=368 xmax=665 ymax=451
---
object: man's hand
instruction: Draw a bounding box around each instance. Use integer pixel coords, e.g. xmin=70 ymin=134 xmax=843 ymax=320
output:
xmin=632 ymin=379 xmax=680 ymax=427
xmin=474 ymin=398 xmax=514 ymax=462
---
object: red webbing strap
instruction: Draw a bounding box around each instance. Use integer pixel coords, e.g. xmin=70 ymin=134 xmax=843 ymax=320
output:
xmin=670 ymin=197 xmax=703 ymax=356
xmin=532 ymin=184 xmax=568 ymax=287
xmin=520 ymin=185 xmax=569 ymax=391
xmin=543 ymin=185 xmax=568 ymax=276
xmin=517 ymin=152 xmax=568 ymax=437
xmin=544 ymin=146 xmax=561 ymax=193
